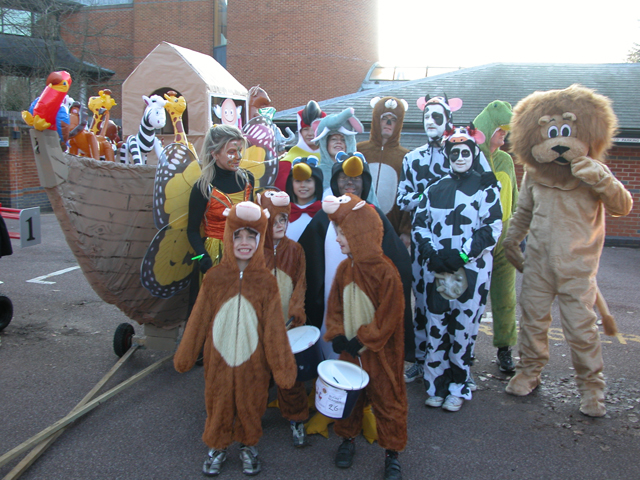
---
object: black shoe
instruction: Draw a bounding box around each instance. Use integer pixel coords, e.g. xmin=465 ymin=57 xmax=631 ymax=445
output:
xmin=497 ymin=347 xmax=515 ymax=373
xmin=335 ymin=438 xmax=355 ymax=469
xmin=384 ymin=454 xmax=402 ymax=480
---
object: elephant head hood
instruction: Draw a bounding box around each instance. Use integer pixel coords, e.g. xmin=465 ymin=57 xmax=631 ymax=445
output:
xmin=312 ymin=108 xmax=364 ymax=167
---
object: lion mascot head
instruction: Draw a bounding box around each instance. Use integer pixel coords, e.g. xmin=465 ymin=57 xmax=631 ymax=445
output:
xmin=510 ymin=84 xmax=617 ymax=187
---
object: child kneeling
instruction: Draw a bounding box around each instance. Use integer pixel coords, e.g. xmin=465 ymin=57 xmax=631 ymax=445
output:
xmin=174 ymin=201 xmax=297 ymax=476
xmin=322 ymin=193 xmax=408 ymax=480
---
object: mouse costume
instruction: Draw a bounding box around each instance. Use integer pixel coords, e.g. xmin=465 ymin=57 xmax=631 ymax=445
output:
xmin=174 ymin=201 xmax=297 ymax=449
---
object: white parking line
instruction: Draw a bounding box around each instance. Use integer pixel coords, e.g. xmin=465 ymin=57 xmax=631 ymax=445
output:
xmin=27 ymin=266 xmax=81 ymax=285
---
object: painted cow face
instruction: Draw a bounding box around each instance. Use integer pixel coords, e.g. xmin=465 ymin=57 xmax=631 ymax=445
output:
xmin=424 ymin=104 xmax=447 ymax=140
xmin=449 ymin=145 xmax=473 ymax=173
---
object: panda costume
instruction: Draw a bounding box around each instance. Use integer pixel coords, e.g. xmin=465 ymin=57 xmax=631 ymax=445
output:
xmin=412 ymin=125 xmax=502 ymax=410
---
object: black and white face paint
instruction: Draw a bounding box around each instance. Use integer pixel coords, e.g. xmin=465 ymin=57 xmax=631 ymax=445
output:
xmin=424 ymin=105 xmax=447 ymax=140
xmin=449 ymin=145 xmax=473 ymax=173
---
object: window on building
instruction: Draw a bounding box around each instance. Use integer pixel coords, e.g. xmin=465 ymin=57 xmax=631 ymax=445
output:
xmin=1 ymin=8 xmax=32 ymax=36
xmin=213 ymin=0 xmax=227 ymax=67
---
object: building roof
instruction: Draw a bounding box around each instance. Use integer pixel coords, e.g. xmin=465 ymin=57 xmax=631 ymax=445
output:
xmin=274 ymin=63 xmax=640 ymax=137
xmin=0 ymin=33 xmax=115 ymax=81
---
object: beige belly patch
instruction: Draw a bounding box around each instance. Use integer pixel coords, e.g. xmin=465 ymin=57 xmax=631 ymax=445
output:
xmin=275 ymin=269 xmax=294 ymax=322
xmin=343 ymin=282 xmax=375 ymax=340
xmin=212 ymin=295 xmax=259 ymax=367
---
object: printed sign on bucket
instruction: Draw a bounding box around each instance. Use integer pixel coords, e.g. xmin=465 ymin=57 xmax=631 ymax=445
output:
xmin=315 ymin=376 xmax=347 ymax=418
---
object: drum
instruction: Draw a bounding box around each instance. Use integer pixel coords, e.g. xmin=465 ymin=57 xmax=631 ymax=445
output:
xmin=287 ymin=325 xmax=321 ymax=382
xmin=315 ymin=359 xmax=370 ymax=419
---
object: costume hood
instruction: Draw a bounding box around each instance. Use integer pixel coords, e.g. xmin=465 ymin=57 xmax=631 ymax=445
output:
xmin=322 ymin=193 xmax=383 ymax=262
xmin=256 ymin=190 xmax=291 ymax=249
xmin=417 ymin=94 xmax=462 ymax=136
xmin=367 ymin=96 xmax=408 ymax=148
xmin=312 ymin=108 xmax=364 ymax=165
xmin=473 ymin=100 xmax=513 ymax=156
xmin=221 ymin=201 xmax=270 ymax=270
xmin=294 ymin=100 xmax=325 ymax=151
xmin=442 ymin=125 xmax=486 ymax=176
xmin=285 ymin=155 xmax=324 ymax=203
xmin=329 ymin=152 xmax=372 ymax=200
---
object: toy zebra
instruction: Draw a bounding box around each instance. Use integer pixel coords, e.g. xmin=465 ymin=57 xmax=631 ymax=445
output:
xmin=119 ymin=94 xmax=167 ymax=164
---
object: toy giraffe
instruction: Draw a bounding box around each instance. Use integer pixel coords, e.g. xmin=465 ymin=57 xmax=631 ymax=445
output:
xmin=163 ymin=91 xmax=197 ymax=156
xmin=88 ymin=89 xmax=117 ymax=136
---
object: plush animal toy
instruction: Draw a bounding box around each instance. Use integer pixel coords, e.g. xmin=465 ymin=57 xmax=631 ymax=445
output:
xmin=502 ymin=84 xmax=633 ymax=417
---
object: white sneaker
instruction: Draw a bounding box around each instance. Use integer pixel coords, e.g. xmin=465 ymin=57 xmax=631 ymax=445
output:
xmin=467 ymin=373 xmax=477 ymax=392
xmin=424 ymin=395 xmax=445 ymax=408
xmin=442 ymin=395 xmax=464 ymax=412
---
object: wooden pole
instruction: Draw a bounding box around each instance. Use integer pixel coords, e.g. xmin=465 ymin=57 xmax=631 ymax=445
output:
xmin=2 ymin=346 xmax=139 ymax=480
xmin=0 ymin=353 xmax=173 ymax=469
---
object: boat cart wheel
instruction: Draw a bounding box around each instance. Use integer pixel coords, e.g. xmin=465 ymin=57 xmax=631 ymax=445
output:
xmin=113 ymin=323 xmax=135 ymax=357
xmin=0 ymin=295 xmax=13 ymax=331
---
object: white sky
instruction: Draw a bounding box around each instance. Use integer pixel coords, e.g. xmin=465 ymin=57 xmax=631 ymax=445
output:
xmin=378 ymin=0 xmax=640 ymax=67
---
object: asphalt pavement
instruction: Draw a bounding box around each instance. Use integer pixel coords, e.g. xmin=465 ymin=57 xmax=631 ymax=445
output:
xmin=1 ymin=213 xmax=639 ymax=480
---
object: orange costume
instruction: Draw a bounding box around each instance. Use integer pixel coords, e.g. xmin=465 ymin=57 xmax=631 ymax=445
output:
xmin=323 ymin=194 xmax=408 ymax=452
xmin=175 ymin=201 xmax=297 ymax=448
xmin=258 ymin=190 xmax=309 ymax=423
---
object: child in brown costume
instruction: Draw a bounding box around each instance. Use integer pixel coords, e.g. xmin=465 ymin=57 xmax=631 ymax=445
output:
xmin=322 ymin=193 xmax=408 ymax=480
xmin=257 ymin=189 xmax=310 ymax=447
xmin=174 ymin=201 xmax=297 ymax=476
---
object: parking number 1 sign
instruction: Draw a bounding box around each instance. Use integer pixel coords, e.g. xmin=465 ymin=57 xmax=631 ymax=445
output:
xmin=20 ymin=207 xmax=41 ymax=248
xmin=315 ymin=377 xmax=347 ymax=418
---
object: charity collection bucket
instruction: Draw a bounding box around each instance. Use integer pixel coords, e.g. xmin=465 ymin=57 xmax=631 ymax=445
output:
xmin=287 ymin=325 xmax=322 ymax=382
xmin=315 ymin=359 xmax=370 ymax=419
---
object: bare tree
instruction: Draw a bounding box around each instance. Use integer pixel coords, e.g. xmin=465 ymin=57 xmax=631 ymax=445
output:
xmin=628 ymin=43 xmax=640 ymax=63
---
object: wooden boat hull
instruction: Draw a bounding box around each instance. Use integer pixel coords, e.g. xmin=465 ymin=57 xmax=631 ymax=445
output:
xmin=30 ymin=129 xmax=189 ymax=328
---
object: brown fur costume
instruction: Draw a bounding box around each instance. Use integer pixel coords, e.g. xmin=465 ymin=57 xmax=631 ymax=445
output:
xmin=257 ymin=190 xmax=309 ymax=422
xmin=357 ymin=96 xmax=411 ymax=236
xmin=174 ymin=201 xmax=297 ymax=448
xmin=323 ymin=193 xmax=408 ymax=451
xmin=502 ymin=85 xmax=633 ymax=417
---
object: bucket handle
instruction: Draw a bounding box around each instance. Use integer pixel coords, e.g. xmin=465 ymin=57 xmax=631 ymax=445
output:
xmin=358 ymin=356 xmax=365 ymax=389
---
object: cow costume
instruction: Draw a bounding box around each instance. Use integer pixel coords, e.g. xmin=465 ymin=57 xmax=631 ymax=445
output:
xmin=174 ymin=201 xmax=297 ymax=474
xmin=412 ymin=126 xmax=502 ymax=409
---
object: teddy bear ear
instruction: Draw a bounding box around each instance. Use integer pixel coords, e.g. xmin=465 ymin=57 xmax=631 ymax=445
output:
xmin=256 ymin=193 xmax=262 ymax=206
xmin=352 ymin=200 xmax=367 ymax=211
xmin=563 ymin=112 xmax=577 ymax=121
xmin=223 ymin=208 xmax=231 ymax=217
xmin=400 ymin=99 xmax=409 ymax=112
xmin=263 ymin=208 xmax=270 ymax=219
xmin=370 ymin=97 xmax=381 ymax=108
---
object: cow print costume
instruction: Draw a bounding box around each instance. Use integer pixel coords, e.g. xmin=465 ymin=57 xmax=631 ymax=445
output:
xmin=412 ymin=126 xmax=502 ymax=401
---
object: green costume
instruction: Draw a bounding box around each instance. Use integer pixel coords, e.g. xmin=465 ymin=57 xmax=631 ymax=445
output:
xmin=473 ymin=101 xmax=518 ymax=348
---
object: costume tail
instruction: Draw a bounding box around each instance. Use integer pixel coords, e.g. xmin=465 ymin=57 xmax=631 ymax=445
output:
xmin=595 ymin=286 xmax=618 ymax=336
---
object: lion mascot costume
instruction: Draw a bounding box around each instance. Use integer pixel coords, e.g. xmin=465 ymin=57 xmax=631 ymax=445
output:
xmin=503 ymin=84 xmax=633 ymax=417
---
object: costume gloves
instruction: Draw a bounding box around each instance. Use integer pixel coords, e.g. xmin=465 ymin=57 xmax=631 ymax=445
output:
xmin=199 ymin=254 xmax=213 ymax=274
xmin=345 ymin=337 xmax=363 ymax=357
xmin=427 ymin=251 xmax=451 ymax=274
xmin=332 ymin=335 xmax=349 ymax=354
xmin=440 ymin=249 xmax=467 ymax=272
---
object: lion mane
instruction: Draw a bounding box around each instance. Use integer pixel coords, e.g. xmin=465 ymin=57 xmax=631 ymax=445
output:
xmin=509 ymin=84 xmax=617 ymax=186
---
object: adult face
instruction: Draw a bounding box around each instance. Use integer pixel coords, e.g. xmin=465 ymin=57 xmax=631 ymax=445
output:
xmin=327 ymin=133 xmax=346 ymax=159
xmin=490 ymin=128 xmax=507 ymax=153
xmin=300 ymin=126 xmax=317 ymax=150
xmin=380 ymin=113 xmax=398 ymax=141
xmin=292 ymin=178 xmax=316 ymax=204
xmin=336 ymin=172 xmax=363 ymax=197
xmin=272 ymin=213 xmax=288 ymax=242
xmin=449 ymin=145 xmax=473 ymax=173
xmin=423 ymin=104 xmax=447 ymax=140
xmin=335 ymin=224 xmax=351 ymax=255
xmin=213 ymin=139 xmax=243 ymax=171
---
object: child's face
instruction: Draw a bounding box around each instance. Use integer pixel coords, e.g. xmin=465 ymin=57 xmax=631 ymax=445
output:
xmin=292 ymin=178 xmax=315 ymax=204
xmin=233 ymin=228 xmax=258 ymax=263
xmin=300 ymin=126 xmax=316 ymax=150
xmin=272 ymin=213 xmax=288 ymax=241
xmin=335 ymin=224 xmax=350 ymax=255
xmin=213 ymin=139 xmax=243 ymax=171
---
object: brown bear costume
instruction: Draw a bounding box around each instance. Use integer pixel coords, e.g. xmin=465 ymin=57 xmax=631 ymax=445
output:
xmin=258 ymin=189 xmax=309 ymax=423
xmin=502 ymin=85 xmax=633 ymax=417
xmin=174 ymin=201 xmax=297 ymax=448
xmin=357 ymin=96 xmax=411 ymax=238
xmin=323 ymin=193 xmax=408 ymax=452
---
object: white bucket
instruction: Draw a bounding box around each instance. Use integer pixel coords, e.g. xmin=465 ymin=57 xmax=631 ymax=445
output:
xmin=287 ymin=325 xmax=321 ymax=382
xmin=315 ymin=359 xmax=370 ymax=419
